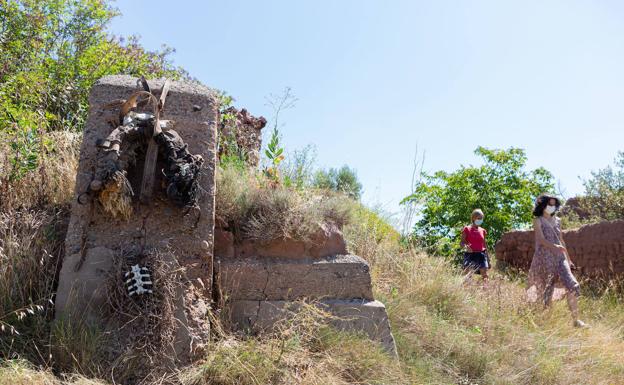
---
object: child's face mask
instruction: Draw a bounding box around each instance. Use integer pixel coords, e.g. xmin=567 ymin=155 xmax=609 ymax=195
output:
xmin=474 ymin=219 xmax=483 ymax=225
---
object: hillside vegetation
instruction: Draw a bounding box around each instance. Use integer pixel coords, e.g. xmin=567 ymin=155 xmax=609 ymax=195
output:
xmin=2 ymin=139 xmax=624 ymax=384
xmin=2 ymin=1 xmax=624 ymax=384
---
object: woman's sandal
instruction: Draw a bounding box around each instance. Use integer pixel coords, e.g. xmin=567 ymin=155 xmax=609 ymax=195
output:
xmin=573 ymin=319 xmax=588 ymax=328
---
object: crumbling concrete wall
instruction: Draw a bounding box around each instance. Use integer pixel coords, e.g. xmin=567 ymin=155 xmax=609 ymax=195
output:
xmin=219 ymin=107 xmax=266 ymax=167
xmin=496 ymin=220 xmax=624 ymax=277
xmin=214 ymin=224 xmax=398 ymax=355
xmin=55 ymin=75 xmax=218 ymax=370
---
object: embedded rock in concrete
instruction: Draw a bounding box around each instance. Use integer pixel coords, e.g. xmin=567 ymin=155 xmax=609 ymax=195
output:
xmin=307 ymin=223 xmax=348 ymax=258
xmin=55 ymin=75 xmax=218 ymax=367
xmin=217 ymin=254 xmax=374 ymax=301
xmin=228 ymin=299 xmax=397 ymax=355
xmin=496 ymin=220 xmax=624 ymax=277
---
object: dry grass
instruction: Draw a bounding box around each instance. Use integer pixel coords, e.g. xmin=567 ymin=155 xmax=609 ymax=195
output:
xmin=0 ymin=131 xmax=78 ymax=364
xmin=0 ymin=360 xmax=107 ymax=385
xmin=97 ymin=171 xmax=133 ymax=220
xmin=103 ymin=251 xmax=180 ymax=384
xmin=343 ymin=205 xmax=401 ymax=266
xmin=0 ymin=207 xmax=68 ymax=362
xmin=215 ymin=163 xmax=356 ymax=243
xmin=180 ymin=303 xmax=405 ymax=385
xmin=373 ymin=250 xmax=624 ymax=385
xmin=0 ymin=131 xmax=80 ymax=211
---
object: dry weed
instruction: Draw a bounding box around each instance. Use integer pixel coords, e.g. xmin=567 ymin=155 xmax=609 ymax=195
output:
xmin=216 ymin=164 xmax=355 ymax=243
xmin=0 ymin=130 xmax=80 ymax=210
xmin=103 ymin=250 xmax=180 ymax=384
xmin=180 ymin=302 xmax=403 ymax=385
xmin=97 ymin=171 xmax=133 ymax=220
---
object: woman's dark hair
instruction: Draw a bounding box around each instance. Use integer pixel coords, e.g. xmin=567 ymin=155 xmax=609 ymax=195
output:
xmin=532 ymin=193 xmax=561 ymax=217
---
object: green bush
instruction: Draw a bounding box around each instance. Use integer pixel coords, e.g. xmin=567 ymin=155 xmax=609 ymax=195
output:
xmin=313 ymin=165 xmax=363 ymax=200
xmin=402 ymin=147 xmax=554 ymax=258
xmin=0 ymin=0 xmax=189 ymax=181
xmin=280 ymin=145 xmax=317 ymax=190
xmin=578 ymin=151 xmax=624 ymax=221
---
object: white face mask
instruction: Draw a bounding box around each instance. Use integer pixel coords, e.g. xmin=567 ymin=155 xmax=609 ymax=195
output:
xmin=545 ymin=205 xmax=557 ymax=214
xmin=474 ymin=219 xmax=483 ymax=226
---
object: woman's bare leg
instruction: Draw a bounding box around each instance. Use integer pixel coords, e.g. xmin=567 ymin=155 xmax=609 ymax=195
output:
xmin=566 ymin=291 xmax=579 ymax=320
xmin=479 ymin=268 xmax=489 ymax=281
xmin=567 ymin=288 xmax=586 ymax=327
xmin=543 ymin=277 xmax=556 ymax=308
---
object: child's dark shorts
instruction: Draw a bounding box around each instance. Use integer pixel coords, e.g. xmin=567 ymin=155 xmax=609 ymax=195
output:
xmin=463 ymin=251 xmax=489 ymax=271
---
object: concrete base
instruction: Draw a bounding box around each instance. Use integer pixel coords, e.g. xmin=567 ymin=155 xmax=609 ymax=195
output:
xmin=227 ymin=299 xmax=397 ymax=356
xmin=55 ymin=247 xmax=114 ymax=323
xmin=216 ymin=254 xmax=374 ymax=301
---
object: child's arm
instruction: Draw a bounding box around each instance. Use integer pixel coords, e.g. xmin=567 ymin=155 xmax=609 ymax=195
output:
xmin=483 ymin=228 xmax=488 ymax=251
xmin=483 ymin=229 xmax=491 ymax=267
xmin=460 ymin=227 xmax=472 ymax=252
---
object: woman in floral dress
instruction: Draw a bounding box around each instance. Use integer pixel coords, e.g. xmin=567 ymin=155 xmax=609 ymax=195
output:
xmin=527 ymin=194 xmax=587 ymax=327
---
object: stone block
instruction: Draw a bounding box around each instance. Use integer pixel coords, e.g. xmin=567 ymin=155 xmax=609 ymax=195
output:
xmin=227 ymin=299 xmax=397 ymax=356
xmin=216 ymin=254 xmax=374 ymax=301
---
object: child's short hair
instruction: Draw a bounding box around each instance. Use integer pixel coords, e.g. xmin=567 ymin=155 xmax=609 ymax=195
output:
xmin=471 ymin=209 xmax=484 ymax=219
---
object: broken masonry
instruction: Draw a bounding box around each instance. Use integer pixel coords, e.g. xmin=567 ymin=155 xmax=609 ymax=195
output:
xmin=86 ymin=77 xmax=204 ymax=218
xmin=55 ymin=75 xmax=217 ymax=368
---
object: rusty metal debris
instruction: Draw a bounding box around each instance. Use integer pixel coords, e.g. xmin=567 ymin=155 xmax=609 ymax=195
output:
xmin=156 ymin=129 xmax=204 ymax=207
xmin=87 ymin=78 xmax=204 ymax=218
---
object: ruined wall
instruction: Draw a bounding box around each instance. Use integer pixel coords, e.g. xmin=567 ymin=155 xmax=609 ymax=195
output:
xmin=55 ymin=76 xmax=218 ymax=374
xmin=219 ymin=107 xmax=266 ymax=167
xmin=496 ymin=220 xmax=624 ymax=277
xmin=214 ymin=223 xmax=398 ymax=355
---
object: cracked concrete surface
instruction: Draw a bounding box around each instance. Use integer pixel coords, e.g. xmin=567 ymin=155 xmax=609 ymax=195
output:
xmin=217 ymin=254 xmax=374 ymax=301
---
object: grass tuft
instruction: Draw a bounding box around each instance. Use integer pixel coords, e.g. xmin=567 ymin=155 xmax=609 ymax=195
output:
xmin=216 ymin=163 xmax=355 ymax=243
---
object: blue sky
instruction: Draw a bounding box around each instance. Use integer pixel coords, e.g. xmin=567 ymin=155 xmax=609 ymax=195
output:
xmin=109 ymin=0 xmax=624 ymax=222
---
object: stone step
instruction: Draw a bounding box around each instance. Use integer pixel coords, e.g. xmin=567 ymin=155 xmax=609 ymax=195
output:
xmin=227 ymin=299 xmax=397 ymax=356
xmin=216 ymin=254 xmax=374 ymax=301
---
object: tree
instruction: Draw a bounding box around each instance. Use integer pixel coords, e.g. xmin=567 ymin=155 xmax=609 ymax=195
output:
xmin=578 ymin=151 xmax=624 ymax=221
xmin=401 ymin=147 xmax=554 ymax=258
xmin=313 ymin=165 xmax=363 ymax=200
xmin=0 ymin=0 xmax=189 ymax=180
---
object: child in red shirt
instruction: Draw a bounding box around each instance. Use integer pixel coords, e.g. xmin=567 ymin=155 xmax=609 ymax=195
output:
xmin=461 ymin=209 xmax=489 ymax=280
